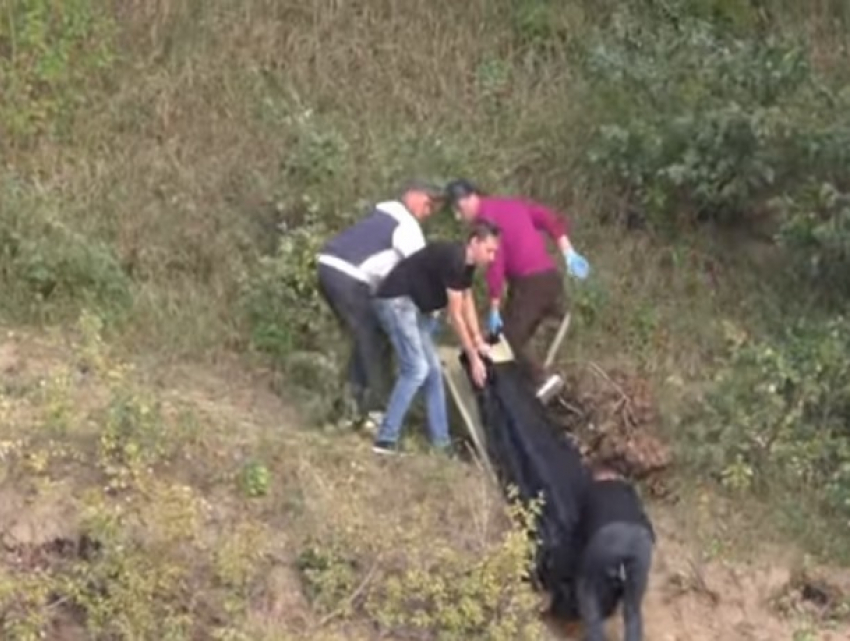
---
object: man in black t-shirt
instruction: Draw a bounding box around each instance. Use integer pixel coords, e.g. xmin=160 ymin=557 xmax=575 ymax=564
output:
xmin=575 ymin=460 xmax=655 ymax=641
xmin=372 ymin=220 xmax=501 ymax=454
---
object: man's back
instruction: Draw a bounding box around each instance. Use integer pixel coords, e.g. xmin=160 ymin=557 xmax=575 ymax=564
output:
xmin=478 ymin=197 xmax=562 ymax=280
xmin=320 ymin=202 xmax=425 ymax=289
xmin=377 ymin=242 xmax=473 ymax=314
xmin=580 ymin=479 xmax=654 ymax=545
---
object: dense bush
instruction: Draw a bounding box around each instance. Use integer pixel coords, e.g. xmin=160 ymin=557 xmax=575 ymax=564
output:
xmin=0 ymin=177 xmax=132 ymax=322
xmin=239 ymin=208 xmax=333 ymax=363
xmin=686 ymin=317 xmax=850 ymax=520
xmin=578 ymin=6 xmax=850 ymax=227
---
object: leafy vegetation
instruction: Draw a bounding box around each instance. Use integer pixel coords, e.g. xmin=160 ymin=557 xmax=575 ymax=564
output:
xmin=685 ymin=316 xmax=850 ymax=558
xmin=0 ymin=313 xmax=543 ymax=639
xmin=0 ymin=0 xmax=116 ymax=147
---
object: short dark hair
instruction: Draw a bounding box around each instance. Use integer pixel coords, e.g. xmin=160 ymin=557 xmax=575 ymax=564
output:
xmin=446 ymin=178 xmax=481 ymax=207
xmin=466 ymin=219 xmax=500 ymax=243
xmin=399 ymin=179 xmax=445 ymax=202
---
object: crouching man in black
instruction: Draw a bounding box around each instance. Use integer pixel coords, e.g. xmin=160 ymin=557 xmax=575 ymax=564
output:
xmin=575 ymin=460 xmax=656 ymax=641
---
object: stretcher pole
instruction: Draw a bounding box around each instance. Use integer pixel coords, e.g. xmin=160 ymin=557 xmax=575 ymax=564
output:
xmin=438 ymin=335 xmax=514 ymax=487
xmin=544 ymin=310 xmax=571 ymax=371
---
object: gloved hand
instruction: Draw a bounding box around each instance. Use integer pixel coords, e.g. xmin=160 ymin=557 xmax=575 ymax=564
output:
xmin=488 ymin=309 xmax=503 ymax=335
xmin=428 ymin=313 xmax=441 ymax=337
xmin=564 ymin=248 xmax=590 ymax=280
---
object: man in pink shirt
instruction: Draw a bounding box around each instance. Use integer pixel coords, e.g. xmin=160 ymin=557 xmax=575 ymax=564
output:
xmin=445 ymin=179 xmax=590 ymax=400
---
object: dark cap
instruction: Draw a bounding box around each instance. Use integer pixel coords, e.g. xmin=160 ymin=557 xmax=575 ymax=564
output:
xmin=399 ymin=179 xmax=446 ymax=201
xmin=445 ymin=178 xmax=480 ymax=207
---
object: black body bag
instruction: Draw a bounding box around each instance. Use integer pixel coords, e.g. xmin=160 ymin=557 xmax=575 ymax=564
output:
xmin=458 ymin=352 xmax=624 ymax=620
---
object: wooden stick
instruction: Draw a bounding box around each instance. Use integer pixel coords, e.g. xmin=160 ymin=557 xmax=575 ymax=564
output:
xmin=544 ymin=311 xmax=572 ymax=370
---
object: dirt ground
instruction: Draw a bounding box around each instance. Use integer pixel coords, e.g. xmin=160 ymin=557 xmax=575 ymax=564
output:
xmin=544 ymin=507 xmax=850 ymax=641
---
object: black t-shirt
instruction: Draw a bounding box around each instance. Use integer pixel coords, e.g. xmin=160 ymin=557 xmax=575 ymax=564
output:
xmin=578 ymin=479 xmax=655 ymax=546
xmin=377 ymin=242 xmax=475 ymax=313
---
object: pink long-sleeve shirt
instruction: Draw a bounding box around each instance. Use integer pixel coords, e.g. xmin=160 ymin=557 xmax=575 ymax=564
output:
xmin=477 ymin=197 xmax=570 ymax=301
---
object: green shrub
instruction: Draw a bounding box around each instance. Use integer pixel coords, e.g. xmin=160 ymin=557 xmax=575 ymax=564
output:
xmin=238 ymin=206 xmax=334 ymax=362
xmin=686 ymin=317 xmax=850 ymax=519
xmin=0 ymin=177 xmax=132 ymax=323
xmin=777 ymin=181 xmax=850 ymax=302
xmin=363 ymin=495 xmax=543 ymax=640
xmin=577 ymin=7 xmax=850 ymax=230
xmin=295 ymin=491 xmax=544 ymax=640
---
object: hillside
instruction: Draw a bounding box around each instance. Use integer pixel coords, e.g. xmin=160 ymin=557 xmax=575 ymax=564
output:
xmin=2 ymin=0 xmax=850 ymax=639
xmin=1 ymin=325 xmax=849 ymax=640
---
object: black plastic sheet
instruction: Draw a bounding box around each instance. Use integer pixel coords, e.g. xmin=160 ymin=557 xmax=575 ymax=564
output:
xmin=460 ymin=352 xmax=623 ymax=620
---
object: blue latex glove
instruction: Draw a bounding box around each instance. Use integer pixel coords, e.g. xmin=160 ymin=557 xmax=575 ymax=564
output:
xmin=488 ymin=309 xmax=503 ymax=335
xmin=427 ymin=314 xmax=441 ymax=337
xmin=564 ymin=248 xmax=590 ymax=280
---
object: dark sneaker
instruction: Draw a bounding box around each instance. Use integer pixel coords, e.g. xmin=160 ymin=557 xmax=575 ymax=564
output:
xmin=536 ymin=374 xmax=564 ymax=404
xmin=372 ymin=440 xmax=399 ymax=455
xmin=431 ymin=442 xmax=458 ymax=459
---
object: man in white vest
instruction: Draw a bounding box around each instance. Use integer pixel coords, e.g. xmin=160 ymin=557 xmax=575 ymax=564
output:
xmin=316 ymin=180 xmax=444 ymax=430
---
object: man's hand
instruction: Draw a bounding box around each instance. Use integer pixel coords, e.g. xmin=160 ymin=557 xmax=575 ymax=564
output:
xmin=564 ymin=247 xmax=590 ymax=280
xmin=469 ymin=353 xmax=488 ymax=388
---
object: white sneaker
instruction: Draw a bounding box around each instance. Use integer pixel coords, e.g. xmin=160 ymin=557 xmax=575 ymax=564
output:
xmin=361 ymin=411 xmax=384 ymax=433
xmin=536 ymin=374 xmax=564 ymax=404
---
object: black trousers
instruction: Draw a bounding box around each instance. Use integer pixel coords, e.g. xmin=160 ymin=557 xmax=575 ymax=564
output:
xmin=502 ymin=269 xmax=565 ymax=386
xmin=317 ymin=264 xmax=389 ymax=415
xmin=576 ymin=522 xmax=654 ymax=641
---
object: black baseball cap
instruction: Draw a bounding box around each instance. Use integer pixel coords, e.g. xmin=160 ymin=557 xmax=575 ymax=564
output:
xmin=445 ymin=179 xmax=480 ymax=207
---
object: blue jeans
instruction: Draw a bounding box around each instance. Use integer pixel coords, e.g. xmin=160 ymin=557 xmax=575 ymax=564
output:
xmin=373 ymin=296 xmax=449 ymax=447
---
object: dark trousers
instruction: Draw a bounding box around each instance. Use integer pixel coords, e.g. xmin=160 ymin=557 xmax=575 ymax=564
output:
xmin=503 ymin=269 xmax=565 ymax=385
xmin=577 ymin=523 xmax=654 ymax=641
xmin=317 ymin=264 xmax=388 ymax=415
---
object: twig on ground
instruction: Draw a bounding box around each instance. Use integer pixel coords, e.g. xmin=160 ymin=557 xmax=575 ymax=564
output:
xmin=686 ymin=558 xmax=721 ymax=605
xmin=588 ymin=362 xmax=638 ymax=429
xmin=555 ymin=395 xmax=584 ymax=417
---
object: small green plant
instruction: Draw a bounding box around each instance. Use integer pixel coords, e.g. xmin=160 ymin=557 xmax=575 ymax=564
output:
xmin=296 ymin=540 xmax=359 ymax=615
xmin=240 ymin=460 xmax=271 ymax=498
xmin=778 ymin=181 xmax=850 ymax=302
xmin=0 ymin=176 xmax=132 ymax=323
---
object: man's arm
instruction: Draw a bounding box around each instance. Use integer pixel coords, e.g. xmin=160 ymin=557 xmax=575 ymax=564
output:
xmin=462 ymin=290 xmax=485 ymax=346
xmin=527 ymin=200 xmax=572 ymax=249
xmin=486 ymin=245 xmax=506 ymax=312
xmin=447 ymin=289 xmax=479 ymax=356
